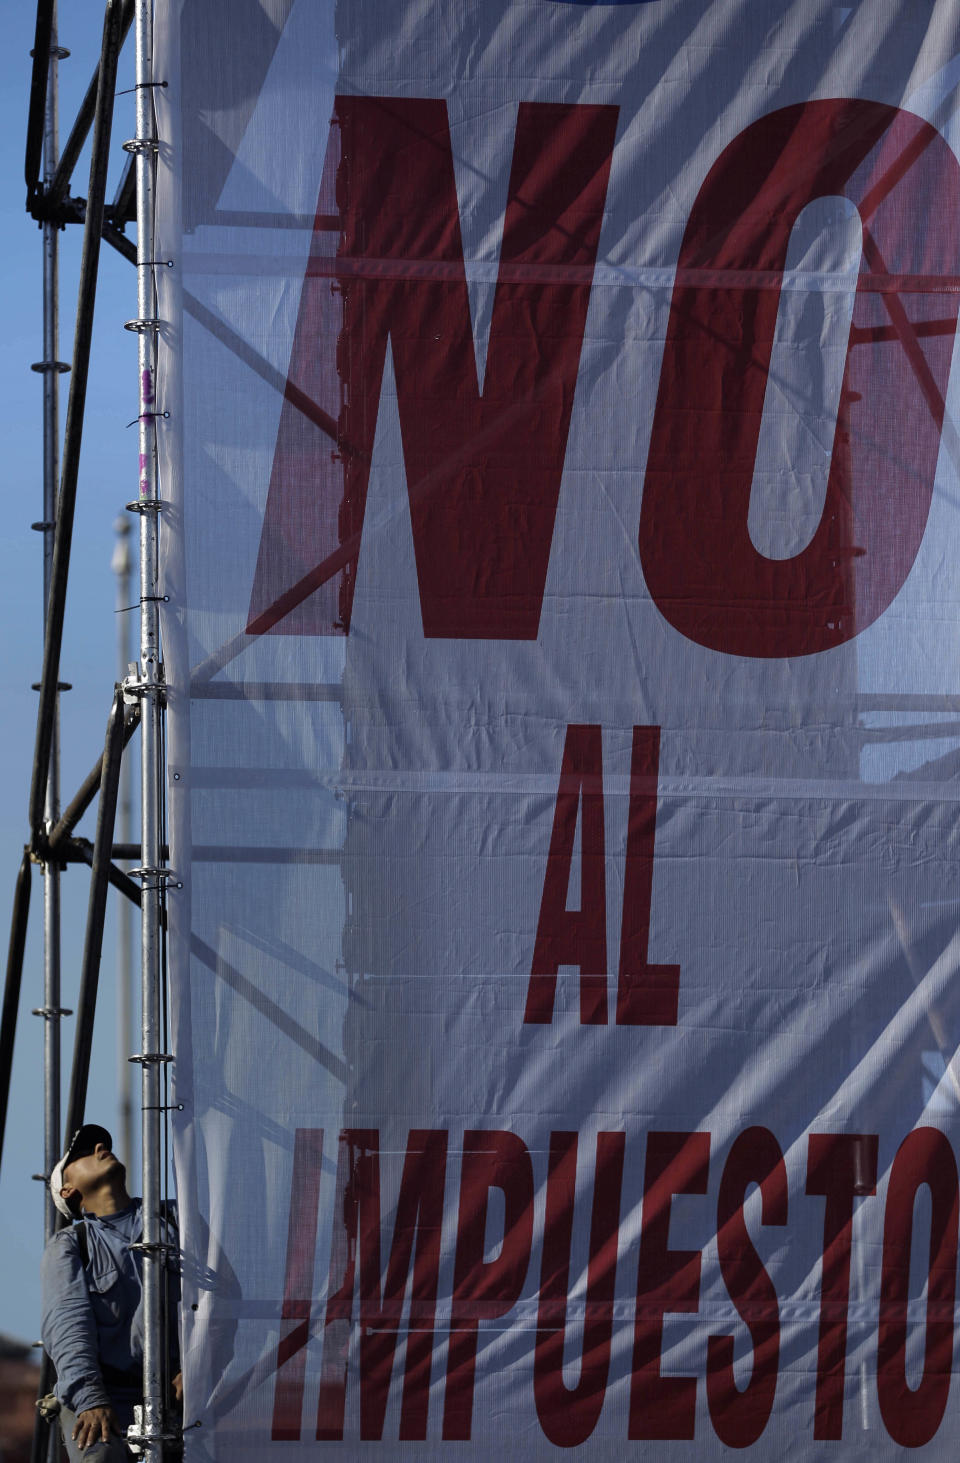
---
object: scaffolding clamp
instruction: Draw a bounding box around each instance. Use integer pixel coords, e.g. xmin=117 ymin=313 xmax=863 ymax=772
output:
xmin=128 ymin=867 xmax=182 ymax=890
xmin=127 ymin=1239 xmax=179 ymax=1258
xmin=121 ymin=667 xmax=165 ymax=706
xmin=124 ymin=1410 xmax=182 ymax=1457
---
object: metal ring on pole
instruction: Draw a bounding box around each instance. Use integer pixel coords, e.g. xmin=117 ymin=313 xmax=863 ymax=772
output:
xmin=31 ymin=1006 xmax=73 ymax=1019
xmin=127 ymin=1052 xmax=174 ymax=1065
xmin=124 ymin=318 xmax=161 ymax=333
xmin=125 ymin=498 xmax=164 ymax=514
xmin=122 ymin=136 xmax=158 ymax=155
xmin=127 ymin=868 xmax=181 ymax=890
xmin=120 ymin=678 xmax=165 ymax=705
xmin=30 ymin=360 xmax=70 ymax=374
xmin=125 ymin=1428 xmax=183 ymax=1448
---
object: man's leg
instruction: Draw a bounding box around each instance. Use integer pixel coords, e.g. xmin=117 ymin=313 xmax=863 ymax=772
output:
xmin=57 ymin=1404 xmax=133 ymax=1462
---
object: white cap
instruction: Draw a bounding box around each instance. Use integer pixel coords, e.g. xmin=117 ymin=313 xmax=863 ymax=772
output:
xmin=49 ymin=1124 xmax=112 ymax=1220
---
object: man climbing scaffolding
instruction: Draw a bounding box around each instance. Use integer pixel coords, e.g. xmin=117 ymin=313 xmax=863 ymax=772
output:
xmin=40 ymin=1123 xmax=180 ymax=1461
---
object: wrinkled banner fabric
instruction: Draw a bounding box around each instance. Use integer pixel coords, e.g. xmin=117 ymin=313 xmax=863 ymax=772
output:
xmin=154 ymin=1 xmax=960 ymax=1456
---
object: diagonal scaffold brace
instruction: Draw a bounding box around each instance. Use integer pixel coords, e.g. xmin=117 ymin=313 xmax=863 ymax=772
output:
xmin=64 ymin=689 xmax=127 ymax=1142
xmin=0 ymin=854 xmax=33 ymax=1175
xmin=45 ymin=702 xmax=141 ymax=858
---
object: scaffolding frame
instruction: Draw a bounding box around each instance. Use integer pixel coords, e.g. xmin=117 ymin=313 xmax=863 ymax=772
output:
xmin=0 ymin=1 xmax=175 ymax=1459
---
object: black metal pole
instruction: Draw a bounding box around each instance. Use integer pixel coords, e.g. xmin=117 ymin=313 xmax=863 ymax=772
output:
xmin=24 ymin=0 xmax=55 ymax=206
xmin=0 ymin=853 xmax=32 ymax=1175
xmin=64 ymin=691 xmax=125 ymax=1141
xmin=46 ymin=703 xmax=140 ymax=854
xmin=28 ymin=0 xmax=123 ymax=842
xmin=46 ymin=0 xmax=134 ymax=209
xmin=18 ymin=879 xmax=53 ymax=1463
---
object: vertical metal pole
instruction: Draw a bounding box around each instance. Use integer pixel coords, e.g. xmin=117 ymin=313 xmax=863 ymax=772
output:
xmin=41 ymin=0 xmax=62 ymax=1251
xmin=29 ymin=0 xmax=122 ymax=842
xmin=37 ymin=19 xmax=66 ymax=1463
xmin=113 ymin=517 xmax=134 ymax=1166
xmin=134 ymin=0 xmax=167 ymax=1456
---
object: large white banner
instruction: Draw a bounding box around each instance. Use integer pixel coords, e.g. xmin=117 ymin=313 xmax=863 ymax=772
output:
xmin=156 ymin=1 xmax=960 ymax=1455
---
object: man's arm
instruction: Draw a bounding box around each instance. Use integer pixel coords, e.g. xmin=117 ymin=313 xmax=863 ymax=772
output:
xmin=40 ymin=1228 xmax=113 ymax=1417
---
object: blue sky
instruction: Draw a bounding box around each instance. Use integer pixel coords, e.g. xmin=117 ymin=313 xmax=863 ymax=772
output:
xmin=0 ymin=4 xmax=143 ymax=1343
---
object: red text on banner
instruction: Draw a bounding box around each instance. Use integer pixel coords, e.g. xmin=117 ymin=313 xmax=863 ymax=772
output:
xmin=534 ymin=1130 xmax=626 ymax=1445
xmin=706 ymin=1127 xmax=788 ymax=1446
xmin=629 ymin=1130 xmax=711 ymax=1440
xmin=525 ymin=724 xmax=677 ymax=1026
xmin=247 ymin=97 xmax=618 ymax=639
xmin=524 ymin=724 xmax=608 ymax=1025
xmin=271 ymin=1128 xmax=325 ymax=1441
xmin=805 ymin=1132 xmax=879 ymax=1440
xmin=269 ymin=1125 xmax=959 ymax=1444
xmin=249 ymin=99 xmax=960 ymax=656
xmin=443 ymin=1131 xmax=536 ymax=1439
xmin=877 ymin=1127 xmax=959 ymax=1447
xmin=315 ymin=1129 xmax=448 ymax=1441
xmin=641 ymin=100 xmax=960 ymax=657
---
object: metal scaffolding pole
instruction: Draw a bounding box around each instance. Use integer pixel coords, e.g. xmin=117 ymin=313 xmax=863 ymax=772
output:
xmin=32 ymin=18 xmax=66 ymax=1463
xmin=113 ymin=516 xmax=135 ymax=1166
xmin=131 ymin=0 xmax=170 ymax=1454
xmin=21 ymin=4 xmax=144 ymax=1460
xmin=0 ymin=855 xmax=32 ymax=1173
xmin=27 ymin=0 xmax=123 ymax=844
xmin=25 ymin=2 xmax=55 ymax=209
xmin=37 ymin=0 xmax=64 ymax=1257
